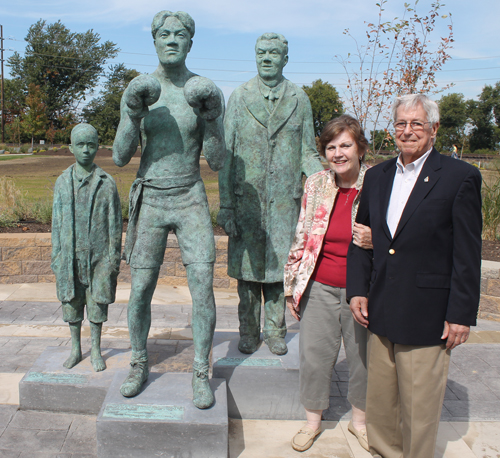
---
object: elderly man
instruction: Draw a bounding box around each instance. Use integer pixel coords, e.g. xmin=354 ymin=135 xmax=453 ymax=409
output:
xmin=218 ymin=33 xmax=323 ymax=355
xmin=113 ymin=10 xmax=225 ymax=409
xmin=347 ymin=94 xmax=482 ymax=458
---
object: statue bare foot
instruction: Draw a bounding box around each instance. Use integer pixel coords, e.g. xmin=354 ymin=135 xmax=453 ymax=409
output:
xmin=192 ymin=361 xmax=214 ymax=409
xmin=120 ymin=361 xmax=149 ymax=397
xmin=63 ymin=349 xmax=82 ymax=369
xmin=91 ymin=348 xmax=106 ymax=372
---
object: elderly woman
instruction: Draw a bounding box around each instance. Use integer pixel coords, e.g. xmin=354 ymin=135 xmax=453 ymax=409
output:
xmin=284 ymin=114 xmax=372 ymax=452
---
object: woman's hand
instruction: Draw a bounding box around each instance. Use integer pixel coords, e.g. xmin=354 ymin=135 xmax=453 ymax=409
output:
xmin=353 ymin=223 xmax=373 ymax=250
xmin=286 ymin=296 xmax=300 ymax=321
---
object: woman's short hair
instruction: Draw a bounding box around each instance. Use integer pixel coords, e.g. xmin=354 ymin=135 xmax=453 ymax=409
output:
xmin=319 ymin=115 xmax=369 ymax=160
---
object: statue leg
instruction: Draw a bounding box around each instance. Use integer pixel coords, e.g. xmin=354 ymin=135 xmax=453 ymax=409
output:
xmin=120 ymin=266 xmax=160 ymax=397
xmin=90 ymin=322 xmax=105 ymax=372
xmin=63 ymin=321 xmax=82 ymax=369
xmin=263 ymin=282 xmax=287 ymax=355
xmin=186 ymin=262 xmax=216 ymax=409
xmin=237 ymin=280 xmax=262 ymax=354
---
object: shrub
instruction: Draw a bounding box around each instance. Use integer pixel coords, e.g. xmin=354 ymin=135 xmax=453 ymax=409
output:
xmin=0 ymin=177 xmax=54 ymax=226
xmin=114 ymin=177 xmax=129 ymax=221
xmin=482 ymin=171 xmax=500 ymax=240
xmin=209 ymin=203 xmax=219 ymax=228
xmin=0 ymin=177 xmax=23 ymax=227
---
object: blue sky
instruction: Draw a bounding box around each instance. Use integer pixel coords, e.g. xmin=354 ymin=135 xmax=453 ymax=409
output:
xmin=2 ymin=0 xmax=499 ymax=113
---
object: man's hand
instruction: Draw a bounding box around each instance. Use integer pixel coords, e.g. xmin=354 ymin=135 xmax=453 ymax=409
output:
xmin=217 ymin=208 xmax=238 ymax=238
xmin=441 ymin=321 xmax=470 ymax=349
xmin=350 ymin=296 xmax=369 ymax=328
xmin=286 ymin=296 xmax=300 ymax=321
xmin=352 ymin=223 xmax=373 ymax=250
xmin=123 ymin=75 xmax=161 ymax=119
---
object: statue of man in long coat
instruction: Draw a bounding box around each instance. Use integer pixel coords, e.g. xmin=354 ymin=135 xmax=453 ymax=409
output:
xmin=218 ymin=33 xmax=323 ymax=355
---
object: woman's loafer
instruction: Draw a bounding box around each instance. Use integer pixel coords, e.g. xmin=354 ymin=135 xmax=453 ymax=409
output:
xmin=291 ymin=425 xmax=321 ymax=452
xmin=348 ymin=420 xmax=369 ymax=451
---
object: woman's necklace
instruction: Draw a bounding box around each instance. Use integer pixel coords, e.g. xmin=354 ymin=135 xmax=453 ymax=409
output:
xmin=338 ymin=187 xmax=354 ymax=205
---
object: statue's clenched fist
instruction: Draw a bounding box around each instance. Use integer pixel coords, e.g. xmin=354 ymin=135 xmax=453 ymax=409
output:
xmin=184 ymin=76 xmax=222 ymax=121
xmin=123 ymin=75 xmax=161 ymax=119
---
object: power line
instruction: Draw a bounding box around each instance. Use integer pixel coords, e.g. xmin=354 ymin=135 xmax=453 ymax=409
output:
xmin=5 ymin=47 xmax=500 ymax=75
xmin=6 ymin=37 xmax=500 ymax=64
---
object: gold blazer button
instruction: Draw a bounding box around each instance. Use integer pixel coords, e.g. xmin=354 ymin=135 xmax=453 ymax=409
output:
xmin=389 ymin=249 xmax=395 ymax=255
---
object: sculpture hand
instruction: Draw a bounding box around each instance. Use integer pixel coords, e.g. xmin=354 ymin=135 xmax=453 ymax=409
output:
xmin=217 ymin=208 xmax=238 ymax=238
xmin=184 ymin=76 xmax=222 ymax=121
xmin=123 ymin=75 xmax=161 ymax=119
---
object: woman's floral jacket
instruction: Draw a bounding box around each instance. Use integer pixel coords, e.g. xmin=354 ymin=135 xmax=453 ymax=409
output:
xmin=283 ymin=164 xmax=368 ymax=308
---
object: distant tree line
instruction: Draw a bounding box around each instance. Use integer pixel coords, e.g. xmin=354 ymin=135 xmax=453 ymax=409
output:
xmin=3 ymin=18 xmax=499 ymax=154
xmin=4 ymin=19 xmax=119 ymax=145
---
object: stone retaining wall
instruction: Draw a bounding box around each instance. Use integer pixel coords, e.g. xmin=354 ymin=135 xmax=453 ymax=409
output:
xmin=479 ymin=261 xmax=500 ymax=322
xmin=0 ymin=233 xmax=236 ymax=290
xmin=1 ymin=233 xmax=500 ymax=321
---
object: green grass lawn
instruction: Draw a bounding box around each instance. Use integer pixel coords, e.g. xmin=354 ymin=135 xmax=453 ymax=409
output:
xmin=0 ymin=155 xmax=31 ymax=162
xmin=0 ymin=155 xmax=221 ymax=225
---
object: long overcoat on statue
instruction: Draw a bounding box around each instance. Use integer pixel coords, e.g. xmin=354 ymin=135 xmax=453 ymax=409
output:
xmin=219 ymin=76 xmax=323 ymax=283
xmin=51 ymin=164 xmax=122 ymax=304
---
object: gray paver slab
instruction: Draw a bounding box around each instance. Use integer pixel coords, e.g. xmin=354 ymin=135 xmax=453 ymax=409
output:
xmin=0 ymin=450 xmax=21 ymax=458
xmin=19 ymin=346 xmax=132 ymax=415
xmin=10 ymin=410 xmax=74 ymax=430
xmin=97 ymin=372 xmax=228 ymax=458
xmin=60 ymin=415 xmax=97 ymax=455
xmin=0 ymin=428 xmax=68 ymax=453
xmin=212 ymin=331 xmax=303 ymax=420
xmin=444 ymin=399 xmax=500 ymax=421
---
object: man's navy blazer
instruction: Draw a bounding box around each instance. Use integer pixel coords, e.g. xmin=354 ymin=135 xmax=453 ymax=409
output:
xmin=346 ymin=148 xmax=482 ymax=346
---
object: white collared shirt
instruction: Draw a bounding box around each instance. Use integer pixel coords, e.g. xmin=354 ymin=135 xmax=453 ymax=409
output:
xmin=386 ymin=148 xmax=432 ymax=237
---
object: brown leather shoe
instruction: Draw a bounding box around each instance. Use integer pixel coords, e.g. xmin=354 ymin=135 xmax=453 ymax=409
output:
xmin=291 ymin=425 xmax=321 ymax=452
xmin=348 ymin=420 xmax=369 ymax=451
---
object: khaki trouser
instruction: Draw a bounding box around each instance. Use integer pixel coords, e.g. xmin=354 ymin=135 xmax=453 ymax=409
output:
xmin=299 ymin=281 xmax=367 ymax=411
xmin=366 ymin=332 xmax=450 ymax=458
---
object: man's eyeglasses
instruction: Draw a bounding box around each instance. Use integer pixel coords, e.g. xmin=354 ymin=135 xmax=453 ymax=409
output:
xmin=393 ymin=121 xmax=432 ymax=131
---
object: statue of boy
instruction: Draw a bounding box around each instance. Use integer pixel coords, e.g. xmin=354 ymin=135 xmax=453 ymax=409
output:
xmin=218 ymin=33 xmax=323 ymax=355
xmin=113 ymin=11 xmax=225 ymax=408
xmin=51 ymin=123 xmax=122 ymax=372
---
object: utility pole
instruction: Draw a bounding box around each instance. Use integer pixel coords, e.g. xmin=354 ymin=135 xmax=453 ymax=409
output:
xmin=1 ymin=24 xmax=4 ymax=143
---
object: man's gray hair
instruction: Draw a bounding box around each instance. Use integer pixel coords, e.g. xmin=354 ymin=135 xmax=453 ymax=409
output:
xmin=71 ymin=123 xmax=98 ymax=144
xmin=151 ymin=11 xmax=195 ymax=40
xmin=392 ymin=94 xmax=440 ymax=126
xmin=255 ymin=32 xmax=288 ymax=56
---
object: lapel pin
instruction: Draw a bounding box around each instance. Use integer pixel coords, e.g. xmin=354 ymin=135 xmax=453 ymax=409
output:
xmin=424 ymin=176 xmax=429 ymax=182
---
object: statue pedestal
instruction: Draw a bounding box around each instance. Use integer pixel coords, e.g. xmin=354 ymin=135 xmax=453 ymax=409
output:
xmin=97 ymin=371 xmax=228 ymax=458
xmin=19 ymin=346 xmax=131 ymax=415
xmin=212 ymin=332 xmax=304 ymax=420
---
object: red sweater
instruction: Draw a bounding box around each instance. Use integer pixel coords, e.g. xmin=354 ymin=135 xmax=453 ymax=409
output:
xmin=311 ymin=188 xmax=359 ymax=288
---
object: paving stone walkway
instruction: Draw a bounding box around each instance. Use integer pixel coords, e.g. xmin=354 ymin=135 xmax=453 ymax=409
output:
xmin=0 ymin=283 xmax=499 ymax=457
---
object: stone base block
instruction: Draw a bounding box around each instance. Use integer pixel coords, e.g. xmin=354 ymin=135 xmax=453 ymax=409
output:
xmin=97 ymin=372 xmax=228 ymax=458
xmin=212 ymin=331 xmax=304 ymax=420
xmin=19 ymin=346 xmax=131 ymax=415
